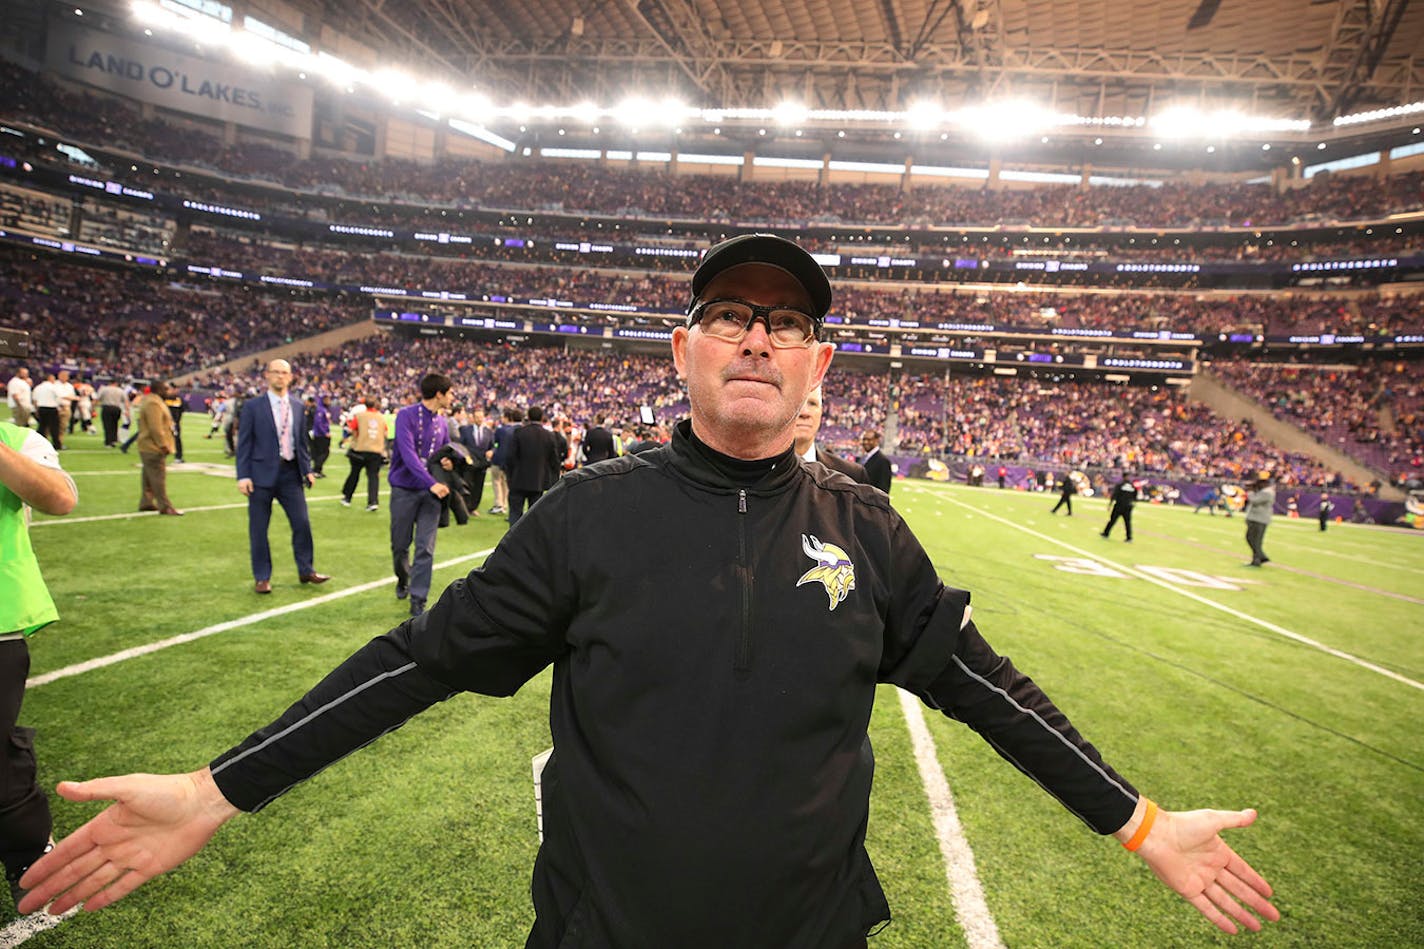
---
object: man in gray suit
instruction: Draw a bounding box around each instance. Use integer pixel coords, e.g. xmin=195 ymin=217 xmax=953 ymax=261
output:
xmin=793 ymin=386 xmax=868 ymax=484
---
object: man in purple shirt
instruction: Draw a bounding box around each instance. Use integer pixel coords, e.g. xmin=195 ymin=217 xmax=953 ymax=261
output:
xmin=304 ymin=394 xmax=331 ymax=479
xmin=388 ymin=373 xmax=454 ymax=617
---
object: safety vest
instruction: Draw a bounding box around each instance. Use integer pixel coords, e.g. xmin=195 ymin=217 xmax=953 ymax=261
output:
xmin=0 ymin=423 xmax=60 ymax=636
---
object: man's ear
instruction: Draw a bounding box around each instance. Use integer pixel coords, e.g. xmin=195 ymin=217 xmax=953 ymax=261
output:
xmin=671 ymin=327 xmax=690 ymax=379
xmin=809 ymin=341 xmax=835 ymax=388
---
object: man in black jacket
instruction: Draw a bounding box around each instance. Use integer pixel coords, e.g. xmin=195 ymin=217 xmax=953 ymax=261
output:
xmin=580 ymin=414 xmax=616 ymax=465
xmin=1101 ymin=473 xmax=1139 ymax=542
xmin=505 ymin=405 xmax=561 ymax=527
xmin=22 ymin=235 xmax=1278 ymax=947
xmin=1051 ymin=472 xmax=1077 ymax=515
xmin=860 ymin=430 xmax=892 ymax=493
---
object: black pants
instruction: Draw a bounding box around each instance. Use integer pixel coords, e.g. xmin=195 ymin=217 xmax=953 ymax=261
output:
xmin=1103 ymin=505 xmax=1133 ymax=540
xmin=34 ymin=407 xmax=61 ymax=449
xmin=310 ymin=435 xmax=331 ymax=474
xmin=1246 ymin=521 xmax=1270 ymax=565
xmin=1051 ymin=494 xmax=1072 ymax=515
xmin=0 ymin=639 xmax=51 ymax=879
xmin=508 ymin=489 xmax=545 ymax=527
xmin=463 ymin=464 xmax=488 ymax=512
xmin=343 ymin=452 xmax=383 ymax=507
xmin=100 ymin=405 xmax=122 ymax=446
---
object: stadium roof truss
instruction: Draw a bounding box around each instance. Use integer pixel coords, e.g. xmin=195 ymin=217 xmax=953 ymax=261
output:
xmin=308 ymin=0 xmax=1424 ymax=123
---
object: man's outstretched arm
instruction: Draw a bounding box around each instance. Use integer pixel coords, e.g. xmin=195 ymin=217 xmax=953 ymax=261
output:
xmin=17 ymin=768 xmax=238 ymax=915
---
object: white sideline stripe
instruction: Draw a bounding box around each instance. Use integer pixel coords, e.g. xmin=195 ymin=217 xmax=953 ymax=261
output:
xmin=896 ymin=688 xmax=1005 ymax=949
xmin=0 ymin=906 xmax=79 ymax=947
xmin=940 ymin=493 xmax=1424 ymax=693
xmin=31 ymin=495 xmax=346 ymax=526
xmin=27 ymin=548 xmax=497 ymax=690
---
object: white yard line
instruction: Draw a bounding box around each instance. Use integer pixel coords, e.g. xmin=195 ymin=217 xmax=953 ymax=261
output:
xmin=27 ymin=548 xmax=496 ymax=689
xmin=897 ymin=688 xmax=1005 ymax=949
xmin=31 ymin=495 xmax=347 ymax=526
xmin=934 ymin=489 xmax=1423 ymax=692
xmin=0 ymin=906 xmax=79 ymax=947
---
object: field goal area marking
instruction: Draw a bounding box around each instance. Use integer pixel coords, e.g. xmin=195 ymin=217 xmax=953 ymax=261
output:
xmin=925 ymin=488 xmax=1423 ymax=692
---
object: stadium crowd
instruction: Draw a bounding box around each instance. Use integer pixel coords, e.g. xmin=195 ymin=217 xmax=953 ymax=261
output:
xmin=1210 ymin=359 xmax=1424 ymax=482
xmin=4 ymin=60 xmax=1423 ymax=233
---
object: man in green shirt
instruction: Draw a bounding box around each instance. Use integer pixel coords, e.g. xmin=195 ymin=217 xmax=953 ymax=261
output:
xmin=0 ymin=421 xmax=77 ymax=907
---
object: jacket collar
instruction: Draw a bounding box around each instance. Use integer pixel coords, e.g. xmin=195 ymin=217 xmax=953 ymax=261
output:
xmin=665 ymin=419 xmax=802 ymax=495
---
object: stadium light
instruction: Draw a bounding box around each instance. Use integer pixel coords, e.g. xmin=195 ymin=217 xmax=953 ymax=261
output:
xmin=421 ymin=82 xmax=454 ymax=113
xmin=773 ymin=101 xmax=809 ymax=126
xmin=571 ymin=101 xmax=600 ymax=125
xmin=954 ymin=101 xmax=1058 ymax=140
xmin=613 ymin=97 xmax=653 ymax=127
xmin=1333 ymin=100 xmax=1424 ymax=127
xmin=314 ymin=51 xmax=365 ymax=88
xmin=905 ymin=101 xmax=944 ymax=131
xmin=373 ymin=69 xmax=419 ymax=104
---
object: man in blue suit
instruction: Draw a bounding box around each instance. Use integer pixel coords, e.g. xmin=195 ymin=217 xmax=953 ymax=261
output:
xmin=236 ymin=359 xmax=329 ymax=594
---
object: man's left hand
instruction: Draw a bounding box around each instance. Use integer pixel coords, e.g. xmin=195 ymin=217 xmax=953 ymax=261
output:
xmin=306 ymin=473 xmax=317 ymax=487
xmin=1125 ymin=805 xmax=1279 ymax=934
xmin=439 ymin=458 xmax=454 ymax=471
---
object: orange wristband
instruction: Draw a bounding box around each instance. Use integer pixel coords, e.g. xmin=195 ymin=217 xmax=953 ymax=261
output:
xmin=1122 ymin=798 xmax=1158 ymax=852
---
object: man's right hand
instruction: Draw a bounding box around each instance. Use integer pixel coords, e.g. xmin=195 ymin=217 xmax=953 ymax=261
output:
xmin=429 ymin=482 xmax=450 ymax=499
xmin=18 ymin=768 xmax=240 ymax=915
xmin=237 ymin=478 xmax=254 ymax=496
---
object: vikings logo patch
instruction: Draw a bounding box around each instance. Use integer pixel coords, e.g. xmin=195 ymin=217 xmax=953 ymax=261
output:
xmin=797 ymin=533 xmax=856 ymax=611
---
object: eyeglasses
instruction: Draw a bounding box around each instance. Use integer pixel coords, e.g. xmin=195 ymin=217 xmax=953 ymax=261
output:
xmin=687 ymin=299 xmax=820 ymax=348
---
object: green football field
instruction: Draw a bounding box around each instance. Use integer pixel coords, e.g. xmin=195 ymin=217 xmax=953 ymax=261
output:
xmin=7 ymin=428 xmax=1423 ymax=948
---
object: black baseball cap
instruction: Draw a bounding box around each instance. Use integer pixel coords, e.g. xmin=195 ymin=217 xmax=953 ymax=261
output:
xmin=689 ymin=234 xmax=833 ymax=321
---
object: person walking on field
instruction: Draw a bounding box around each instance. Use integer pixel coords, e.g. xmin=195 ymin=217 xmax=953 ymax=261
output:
xmin=235 ymin=360 xmax=328 ymax=594
xmin=135 ymin=381 xmax=181 ymax=517
xmin=1101 ymin=473 xmax=1138 ymax=541
xmin=1244 ymin=473 xmax=1275 ymax=566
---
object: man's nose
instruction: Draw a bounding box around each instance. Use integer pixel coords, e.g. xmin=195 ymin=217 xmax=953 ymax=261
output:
xmin=740 ymin=317 xmax=773 ymax=355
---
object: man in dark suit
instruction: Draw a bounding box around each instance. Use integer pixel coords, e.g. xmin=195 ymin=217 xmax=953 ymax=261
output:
xmin=456 ymin=407 xmax=494 ymax=515
xmin=860 ymin=430 xmax=892 ymax=494
xmin=793 ymin=386 xmax=869 ymax=484
xmin=488 ymin=407 xmax=521 ymax=515
xmin=236 ymin=359 xmax=329 ymax=594
xmin=505 ymin=405 xmax=560 ymax=527
xmin=580 ymin=414 xmax=616 ymax=465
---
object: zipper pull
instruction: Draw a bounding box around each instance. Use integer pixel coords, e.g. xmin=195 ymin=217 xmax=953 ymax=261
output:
xmin=738 ymin=489 xmax=747 ymax=514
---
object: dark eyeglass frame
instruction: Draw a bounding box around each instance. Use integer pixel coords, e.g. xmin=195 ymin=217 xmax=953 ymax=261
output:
xmin=685 ymin=298 xmax=822 ymax=348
